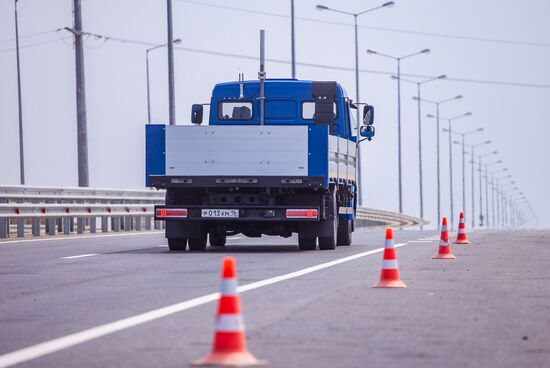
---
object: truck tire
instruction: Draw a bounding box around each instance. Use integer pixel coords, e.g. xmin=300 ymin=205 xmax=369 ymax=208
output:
xmin=298 ymin=237 xmax=316 ymax=251
xmin=188 ymin=232 xmax=207 ymax=251
xmin=168 ymin=238 xmax=187 ymax=251
xmin=319 ymin=189 xmax=337 ymax=250
xmin=337 ymin=220 xmax=352 ymax=246
xmin=209 ymin=233 xmax=227 ymax=247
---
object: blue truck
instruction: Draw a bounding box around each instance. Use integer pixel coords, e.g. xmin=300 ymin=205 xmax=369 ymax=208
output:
xmin=146 ymin=79 xmax=375 ymax=251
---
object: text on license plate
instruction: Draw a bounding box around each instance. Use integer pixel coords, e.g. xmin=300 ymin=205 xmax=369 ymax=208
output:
xmin=201 ymin=209 xmax=239 ymax=218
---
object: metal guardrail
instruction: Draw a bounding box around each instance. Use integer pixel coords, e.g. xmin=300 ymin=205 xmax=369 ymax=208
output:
xmin=356 ymin=207 xmax=428 ymax=228
xmin=0 ymin=185 xmax=427 ymax=239
xmin=0 ymin=185 xmax=165 ymax=238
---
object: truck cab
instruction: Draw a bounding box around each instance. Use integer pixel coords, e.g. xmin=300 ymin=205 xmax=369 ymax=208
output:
xmin=147 ymin=79 xmax=375 ymax=251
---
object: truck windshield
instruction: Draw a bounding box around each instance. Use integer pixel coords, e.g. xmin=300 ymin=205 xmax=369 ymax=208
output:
xmin=218 ymin=101 xmax=253 ymax=120
xmin=302 ymin=101 xmax=336 ymax=120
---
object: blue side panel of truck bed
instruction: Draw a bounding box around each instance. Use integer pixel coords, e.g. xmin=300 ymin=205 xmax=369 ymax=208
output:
xmin=307 ymin=125 xmax=329 ymax=187
xmin=145 ymin=124 xmax=166 ymax=187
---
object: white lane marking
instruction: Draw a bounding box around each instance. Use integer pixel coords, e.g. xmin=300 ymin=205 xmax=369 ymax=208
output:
xmin=0 ymin=242 xmax=408 ymax=368
xmin=227 ymin=236 xmax=245 ymax=240
xmin=0 ymin=231 xmax=163 ymax=245
xmin=61 ymin=254 xmax=99 ymax=260
xmin=409 ymin=240 xmax=434 ymax=243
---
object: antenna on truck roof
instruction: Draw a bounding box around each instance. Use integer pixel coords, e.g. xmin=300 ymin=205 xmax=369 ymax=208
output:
xmin=238 ymin=73 xmax=244 ymax=100
xmin=259 ymin=30 xmax=266 ymax=126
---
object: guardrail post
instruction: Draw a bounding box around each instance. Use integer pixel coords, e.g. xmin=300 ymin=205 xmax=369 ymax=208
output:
xmin=113 ymin=217 xmax=121 ymax=232
xmin=17 ymin=219 xmax=25 ymax=237
xmin=145 ymin=216 xmax=152 ymax=231
xmin=0 ymin=219 xmax=8 ymax=238
xmin=47 ymin=217 xmax=56 ymax=235
xmin=63 ymin=217 xmax=70 ymax=235
xmin=32 ymin=217 xmax=40 ymax=236
xmin=77 ymin=217 xmax=84 ymax=234
xmin=154 ymin=220 xmax=161 ymax=230
xmin=135 ymin=216 xmax=142 ymax=231
xmin=101 ymin=216 xmax=109 ymax=233
xmin=124 ymin=216 xmax=131 ymax=232
xmin=90 ymin=217 xmax=97 ymax=233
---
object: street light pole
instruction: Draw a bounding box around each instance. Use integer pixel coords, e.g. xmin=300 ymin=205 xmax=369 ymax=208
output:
xmin=441 ymin=112 xmax=471 ymax=227
xmin=476 ymin=151 xmax=498 ymax=227
xmin=316 ymin=2 xmax=394 ymax=207
xmin=449 ymin=127 xmax=483 ymax=224
xmin=167 ymin=0 xmax=176 ymax=126
xmin=291 ymin=0 xmax=296 ymax=79
xmin=395 ymin=74 xmax=445 ymax=221
xmin=483 ymin=160 xmax=502 ymax=228
xmin=146 ymin=39 xmax=181 ymax=124
xmin=14 ymin=0 xmax=25 ymax=185
xmin=367 ymin=48 xmax=430 ymax=213
xmin=420 ymin=95 xmax=462 ymax=225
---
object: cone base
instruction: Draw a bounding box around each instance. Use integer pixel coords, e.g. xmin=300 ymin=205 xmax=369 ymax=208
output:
xmin=192 ymin=351 xmax=267 ymax=367
xmin=373 ymin=279 xmax=407 ymax=288
xmin=432 ymin=253 xmax=456 ymax=259
xmin=454 ymin=239 xmax=471 ymax=244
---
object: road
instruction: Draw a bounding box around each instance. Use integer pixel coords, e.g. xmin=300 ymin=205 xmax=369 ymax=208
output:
xmin=1 ymin=228 xmax=549 ymax=367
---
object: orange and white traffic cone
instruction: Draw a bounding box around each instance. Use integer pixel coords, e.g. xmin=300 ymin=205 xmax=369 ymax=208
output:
xmin=373 ymin=228 xmax=407 ymax=288
xmin=193 ymin=257 xmax=266 ymax=367
xmin=454 ymin=212 xmax=471 ymax=244
xmin=433 ymin=217 xmax=456 ymax=259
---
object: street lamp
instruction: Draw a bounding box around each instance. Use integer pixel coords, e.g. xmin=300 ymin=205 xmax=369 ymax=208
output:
xmin=437 ymin=112 xmax=472 ymax=227
xmin=414 ymin=95 xmax=461 ymax=227
xmin=483 ymin=160 xmax=502 ymax=228
xmin=316 ymin=2 xmax=395 ymax=206
xmin=448 ymin=126 xmax=483 ymax=223
xmin=463 ymin=140 xmax=491 ymax=228
xmin=393 ymin=74 xmax=445 ymax=221
xmin=476 ymin=150 xmax=498 ymax=227
xmin=367 ymin=48 xmax=431 ymax=213
xmin=146 ymin=38 xmax=182 ymax=124
xmin=427 ymin=109 xmax=469 ymax=227
xmin=492 ymin=168 xmax=508 ymax=228
xmin=14 ymin=0 xmax=25 ymax=184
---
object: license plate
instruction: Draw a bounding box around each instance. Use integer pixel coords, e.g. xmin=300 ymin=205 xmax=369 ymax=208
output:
xmin=201 ymin=209 xmax=239 ymax=218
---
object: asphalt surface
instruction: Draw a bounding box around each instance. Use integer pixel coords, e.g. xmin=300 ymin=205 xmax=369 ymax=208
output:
xmin=1 ymin=228 xmax=549 ymax=368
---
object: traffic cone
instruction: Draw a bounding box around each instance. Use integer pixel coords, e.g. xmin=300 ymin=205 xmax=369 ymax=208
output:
xmin=433 ymin=217 xmax=456 ymax=259
xmin=454 ymin=212 xmax=471 ymax=244
xmin=193 ymin=257 xmax=266 ymax=367
xmin=373 ymin=228 xmax=407 ymax=288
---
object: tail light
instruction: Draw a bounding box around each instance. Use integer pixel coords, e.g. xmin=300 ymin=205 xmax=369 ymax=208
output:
xmin=285 ymin=209 xmax=318 ymax=219
xmin=156 ymin=208 xmax=188 ymax=218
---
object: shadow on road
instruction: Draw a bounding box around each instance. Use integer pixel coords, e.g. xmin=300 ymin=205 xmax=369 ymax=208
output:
xmin=104 ymin=244 xmax=302 ymax=255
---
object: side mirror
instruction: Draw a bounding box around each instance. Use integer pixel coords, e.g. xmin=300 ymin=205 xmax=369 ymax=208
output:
xmin=360 ymin=125 xmax=375 ymax=141
xmin=363 ymin=104 xmax=374 ymax=125
xmin=191 ymin=104 xmax=203 ymax=125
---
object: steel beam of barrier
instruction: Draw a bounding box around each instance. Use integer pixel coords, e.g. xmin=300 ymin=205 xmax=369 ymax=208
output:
xmin=0 ymin=185 xmax=426 ymax=239
xmin=0 ymin=185 xmax=164 ymax=239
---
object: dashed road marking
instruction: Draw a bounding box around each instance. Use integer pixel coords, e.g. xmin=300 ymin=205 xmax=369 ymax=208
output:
xmin=0 ymin=242 xmax=408 ymax=368
xmin=61 ymin=254 xmax=99 ymax=260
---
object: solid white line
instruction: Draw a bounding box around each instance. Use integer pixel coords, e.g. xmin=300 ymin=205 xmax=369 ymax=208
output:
xmin=409 ymin=240 xmax=434 ymax=243
xmin=0 ymin=242 xmax=408 ymax=368
xmin=61 ymin=254 xmax=99 ymax=260
xmin=0 ymin=231 xmax=163 ymax=245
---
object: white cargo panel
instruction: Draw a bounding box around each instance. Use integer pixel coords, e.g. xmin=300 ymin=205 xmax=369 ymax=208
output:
xmin=165 ymin=125 xmax=309 ymax=176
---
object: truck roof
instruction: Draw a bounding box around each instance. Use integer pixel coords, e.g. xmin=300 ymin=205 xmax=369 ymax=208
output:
xmin=212 ymin=79 xmax=347 ymax=99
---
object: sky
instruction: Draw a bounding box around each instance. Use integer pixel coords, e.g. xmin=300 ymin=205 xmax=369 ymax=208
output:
xmin=0 ymin=0 xmax=549 ymax=228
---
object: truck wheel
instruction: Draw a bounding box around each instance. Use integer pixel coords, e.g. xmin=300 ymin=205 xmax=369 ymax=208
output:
xmin=188 ymin=232 xmax=207 ymax=251
xmin=168 ymin=238 xmax=187 ymax=251
xmin=319 ymin=190 xmax=337 ymax=250
xmin=337 ymin=220 xmax=352 ymax=246
xmin=209 ymin=233 xmax=227 ymax=247
xmin=298 ymin=237 xmax=316 ymax=251
xmin=318 ymin=230 xmax=336 ymax=250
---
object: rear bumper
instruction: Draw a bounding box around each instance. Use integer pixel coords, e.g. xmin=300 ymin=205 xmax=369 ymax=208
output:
xmin=154 ymin=205 xmax=321 ymax=222
xmin=149 ymin=175 xmax=325 ymax=189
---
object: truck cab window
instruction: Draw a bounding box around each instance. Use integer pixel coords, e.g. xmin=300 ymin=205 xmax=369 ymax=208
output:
xmin=301 ymin=101 xmax=336 ymax=120
xmin=218 ymin=101 xmax=253 ymax=120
